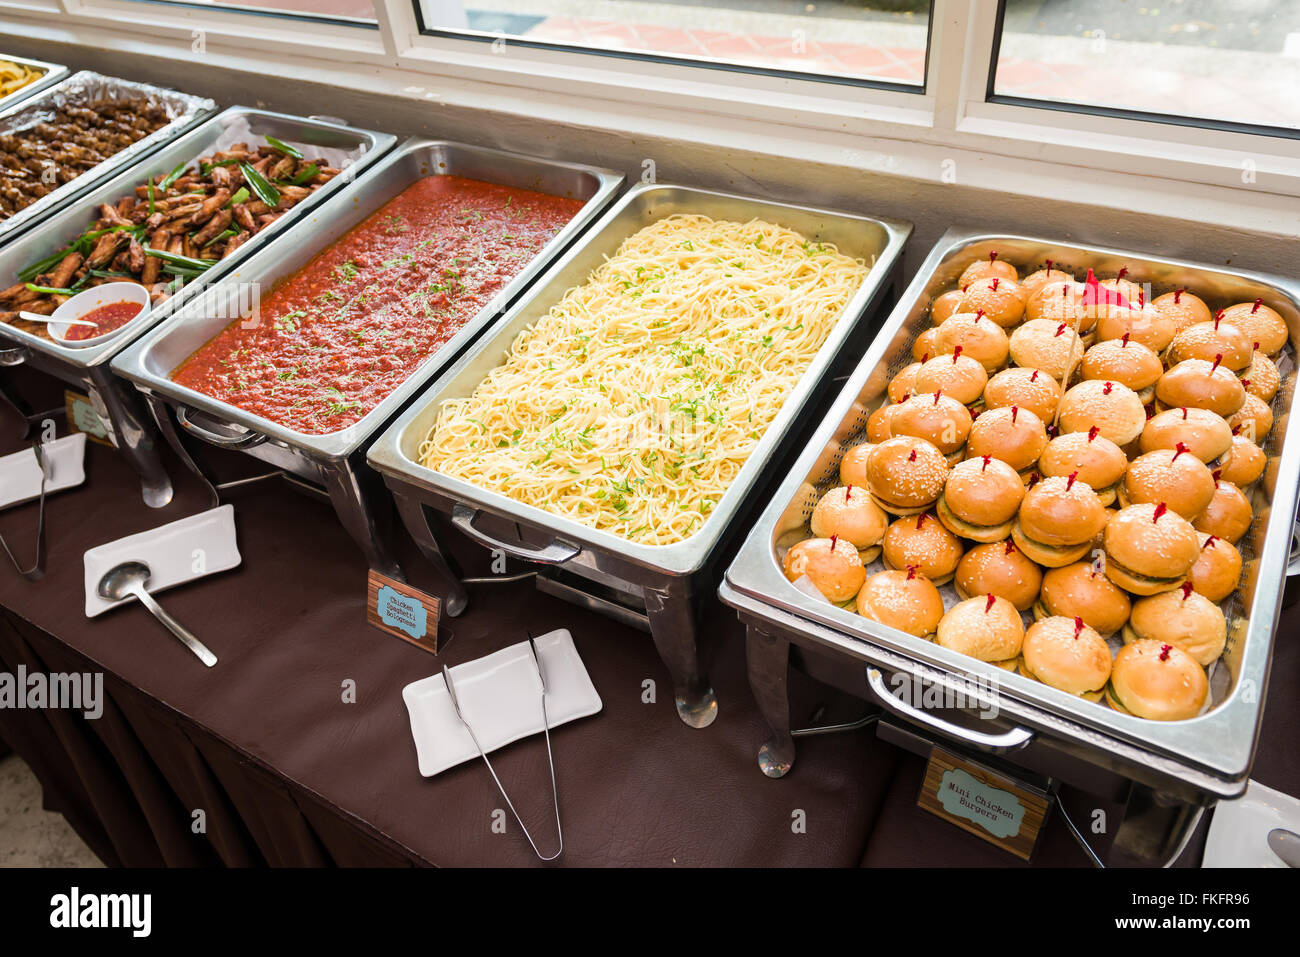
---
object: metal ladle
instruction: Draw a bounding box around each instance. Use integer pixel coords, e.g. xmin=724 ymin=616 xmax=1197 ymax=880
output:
xmin=96 ymin=561 xmax=218 ymax=667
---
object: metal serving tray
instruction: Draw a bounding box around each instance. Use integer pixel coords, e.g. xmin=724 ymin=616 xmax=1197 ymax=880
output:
xmin=721 ymin=228 xmax=1300 ymax=852
xmin=0 ymin=53 xmax=68 ymax=115
xmin=112 ymin=138 xmax=626 ymax=573
xmin=367 ymin=183 xmax=912 ymax=727
xmin=0 ymin=107 xmax=396 ymax=506
xmin=0 ymin=71 xmax=216 ymax=246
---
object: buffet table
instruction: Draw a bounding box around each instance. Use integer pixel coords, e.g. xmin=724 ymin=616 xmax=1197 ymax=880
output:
xmin=2 ymin=366 xmax=1297 ymax=867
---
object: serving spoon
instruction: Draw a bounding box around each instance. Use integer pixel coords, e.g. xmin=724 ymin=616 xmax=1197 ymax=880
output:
xmin=18 ymin=310 xmax=99 ymax=328
xmin=96 ymin=561 xmax=218 ymax=667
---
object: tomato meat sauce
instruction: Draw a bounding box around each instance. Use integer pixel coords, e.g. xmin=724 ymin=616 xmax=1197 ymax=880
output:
xmin=66 ymin=300 xmax=142 ymax=341
xmin=169 ymin=175 xmax=584 ymax=435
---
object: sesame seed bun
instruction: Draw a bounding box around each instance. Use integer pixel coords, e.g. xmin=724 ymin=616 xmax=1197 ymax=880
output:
xmin=888 ymin=363 xmax=922 ymax=404
xmin=1102 ymin=503 xmax=1200 ymax=596
xmin=1096 ymin=303 xmax=1176 ymax=353
xmin=889 ymin=392 xmax=972 ymax=456
xmin=936 ymin=312 xmax=1010 ymax=373
xmin=866 ymin=403 xmax=898 ymax=443
xmin=983 ymin=366 xmax=1062 ymax=423
xmin=1123 ymin=585 xmax=1226 ymax=667
xmin=1167 ymin=319 xmax=1253 ymax=372
xmin=1057 ymin=379 xmax=1147 ymax=447
xmin=1140 ymin=406 xmax=1233 ymax=464
xmin=1026 ymin=280 xmax=1092 ymax=330
xmin=967 ymin=404 xmax=1048 ymax=476
xmin=1153 ymin=290 xmax=1212 ymax=334
xmin=866 ymin=436 xmax=950 ymax=515
xmin=913 ymin=352 xmax=989 ymax=406
xmin=1188 ymin=532 xmax=1242 ymax=603
xmin=937 ymin=455 xmax=1025 ymax=542
xmin=856 ymin=569 xmax=944 ymax=639
xmin=1241 ymin=352 xmax=1280 ymax=403
xmin=1020 ymin=265 xmax=1076 ymax=296
xmin=956 ymin=276 xmax=1027 ymax=328
xmin=1021 ymin=616 xmax=1112 ymax=697
xmin=1080 ymin=338 xmax=1163 ymax=402
xmin=1036 ymin=562 xmax=1131 ymax=636
xmin=1221 ymin=300 xmax=1289 ymax=356
xmin=1037 ymin=430 xmax=1128 ymax=506
xmin=839 ymin=443 xmax=874 ymax=488
xmin=955 ymin=539 xmax=1042 ymax=611
xmin=912 ymin=327 xmax=941 ymax=363
xmin=959 ymin=255 xmax=1018 ymax=288
xmin=1107 ymin=640 xmax=1207 ymax=721
xmin=1216 ymin=435 xmax=1266 ymax=488
xmin=811 ymin=486 xmax=889 ymax=552
xmin=784 ymin=537 xmax=866 ymax=603
xmin=1120 ymin=448 xmax=1216 ymax=520
xmin=1012 ymin=474 xmax=1109 ymax=566
xmin=1156 ymin=359 xmax=1246 ymax=418
xmin=1193 ymin=480 xmax=1253 ymax=544
xmin=1008 ymin=317 xmax=1086 ymax=381
xmin=936 ymin=594 xmax=1025 ymax=664
xmin=1227 ymin=394 xmax=1273 ymax=445
xmin=931 ymin=289 xmax=965 ymax=326
xmin=882 ymin=512 xmax=963 ymax=585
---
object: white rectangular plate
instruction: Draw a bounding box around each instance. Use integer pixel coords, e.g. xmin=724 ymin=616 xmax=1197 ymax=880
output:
xmin=1204 ymin=779 xmax=1300 ymax=868
xmin=0 ymin=433 xmax=86 ymax=510
xmin=403 ymin=629 xmax=601 ymax=778
xmin=83 ymin=505 xmax=241 ymax=617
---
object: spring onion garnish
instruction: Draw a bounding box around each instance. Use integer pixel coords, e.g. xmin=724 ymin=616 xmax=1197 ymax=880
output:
xmin=264 ymin=135 xmax=302 ymax=160
xmin=240 ymin=161 xmax=281 ymax=208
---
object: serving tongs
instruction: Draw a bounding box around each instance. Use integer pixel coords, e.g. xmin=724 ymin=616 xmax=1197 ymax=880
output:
xmin=441 ymin=634 xmax=563 ymax=862
xmin=0 ymin=439 xmax=48 ymax=580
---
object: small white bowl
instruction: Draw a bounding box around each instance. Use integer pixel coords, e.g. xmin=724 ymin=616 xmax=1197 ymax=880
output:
xmin=49 ymin=282 xmax=151 ymax=348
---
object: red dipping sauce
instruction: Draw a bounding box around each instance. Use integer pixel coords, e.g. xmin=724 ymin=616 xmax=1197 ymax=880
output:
xmin=66 ymin=300 xmax=142 ymax=341
xmin=170 ymin=175 xmax=584 ymax=435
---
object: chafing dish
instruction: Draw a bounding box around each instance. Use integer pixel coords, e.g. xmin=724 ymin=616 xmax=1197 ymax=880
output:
xmin=0 ymin=71 xmax=216 ymax=246
xmin=367 ymin=183 xmax=912 ymax=728
xmin=720 ymin=226 xmax=1300 ymax=863
xmin=0 ymin=107 xmax=395 ymax=507
xmin=112 ymin=138 xmax=625 ymax=575
xmin=0 ymin=53 xmax=68 ymax=115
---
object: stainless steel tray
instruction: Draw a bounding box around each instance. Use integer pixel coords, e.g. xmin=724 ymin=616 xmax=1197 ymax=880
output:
xmin=0 ymin=106 xmax=397 ymax=370
xmin=113 ymin=137 xmax=625 ymax=462
xmin=0 ymin=71 xmax=216 ymax=245
xmin=722 ymin=226 xmax=1300 ymax=792
xmin=0 ymin=53 xmax=68 ymax=114
xmin=366 ymin=182 xmax=911 ymax=726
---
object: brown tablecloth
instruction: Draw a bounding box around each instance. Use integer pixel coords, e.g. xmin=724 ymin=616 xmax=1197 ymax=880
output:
xmin=1 ymin=367 xmax=1297 ymax=867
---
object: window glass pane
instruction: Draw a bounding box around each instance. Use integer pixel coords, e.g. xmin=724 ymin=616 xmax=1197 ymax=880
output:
xmin=417 ymin=0 xmax=932 ymax=87
xmin=993 ymin=0 xmax=1300 ymax=132
xmin=126 ymin=0 xmax=376 ymax=24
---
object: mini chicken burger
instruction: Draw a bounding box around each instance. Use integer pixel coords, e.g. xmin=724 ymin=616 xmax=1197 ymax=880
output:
xmin=982 ymin=366 xmax=1061 ymax=423
xmin=1026 ymin=281 xmax=1090 ymax=329
xmin=936 ymin=594 xmax=1025 ymax=670
xmin=1123 ymin=583 xmax=1226 ymax=668
xmin=912 ymin=327 xmax=941 ymax=363
xmin=955 ymin=276 xmax=1026 ymax=328
xmin=936 ymin=312 xmax=1010 ymax=373
xmin=1167 ymin=317 xmax=1253 ymax=372
xmin=1008 ymin=318 xmax=1086 ymax=381
xmin=1155 ymin=358 xmax=1246 ymax=417
xmin=839 ymin=442 xmax=874 ymax=487
xmin=1140 ymin=406 xmax=1233 ymax=466
xmin=1095 ymin=301 xmax=1176 ymax=353
xmin=1220 ymin=299 xmax=1289 ymax=356
xmin=1101 ymin=502 xmax=1200 ymax=596
xmin=1119 ymin=446 xmax=1216 ymax=520
xmin=1020 ymin=263 xmax=1075 ymax=296
xmin=865 ymin=436 xmax=950 ymax=516
xmin=1057 ymin=379 xmax=1147 ymax=447
xmin=958 ymin=252 xmax=1018 ymax=288
xmin=966 ymin=404 xmax=1048 ymax=479
xmin=1188 ymin=532 xmax=1242 ymax=603
xmin=1193 ymin=480 xmax=1253 ymax=544
xmin=783 ymin=536 xmax=866 ymax=604
xmin=1019 ymin=616 xmax=1112 ymax=701
xmin=811 ymin=485 xmax=888 ymax=562
xmin=1037 ymin=427 xmax=1128 ymax=506
xmin=889 ymin=391 xmax=972 ymax=460
xmin=912 ymin=351 xmax=989 ymax=407
xmin=1227 ymin=394 xmax=1274 ymax=444
xmin=1241 ymin=351 xmax=1281 ymax=403
xmin=1011 ymin=473 xmax=1110 ymax=567
xmin=955 ymin=539 xmax=1042 ymax=611
xmin=1035 ymin=561 xmax=1132 ymax=637
xmin=930 ymin=289 xmax=965 ymax=326
xmin=1153 ymin=289 xmax=1212 ymax=334
xmin=937 ymin=455 xmax=1025 ymax=542
xmin=1216 ymin=435 xmax=1266 ymax=488
xmin=1080 ymin=337 xmax=1163 ymax=403
xmin=1106 ymin=640 xmax=1208 ymax=721
xmin=856 ymin=568 xmax=944 ymax=639
xmin=882 ymin=512 xmax=963 ymax=585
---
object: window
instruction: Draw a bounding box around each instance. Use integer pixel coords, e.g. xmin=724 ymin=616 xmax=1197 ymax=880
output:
xmin=123 ymin=0 xmax=376 ymax=25
xmin=414 ymin=0 xmax=933 ymax=88
xmin=990 ymin=0 xmax=1300 ymax=136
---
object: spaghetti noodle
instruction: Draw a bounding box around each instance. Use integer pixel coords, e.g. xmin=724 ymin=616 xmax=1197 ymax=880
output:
xmin=419 ymin=213 xmax=872 ymax=545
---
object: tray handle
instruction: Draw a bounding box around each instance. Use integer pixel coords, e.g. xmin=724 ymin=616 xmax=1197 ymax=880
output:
xmin=0 ymin=345 xmax=26 ymax=367
xmin=450 ymin=503 xmax=580 ymax=565
xmin=866 ymin=667 xmax=1034 ymax=753
xmin=175 ymin=405 xmax=267 ymax=450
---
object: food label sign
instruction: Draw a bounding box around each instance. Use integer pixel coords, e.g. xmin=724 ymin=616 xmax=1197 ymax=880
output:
xmin=367 ymin=570 xmax=440 ymax=655
xmin=917 ymin=749 xmax=1049 ymax=860
xmin=64 ymin=390 xmax=113 ymax=446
